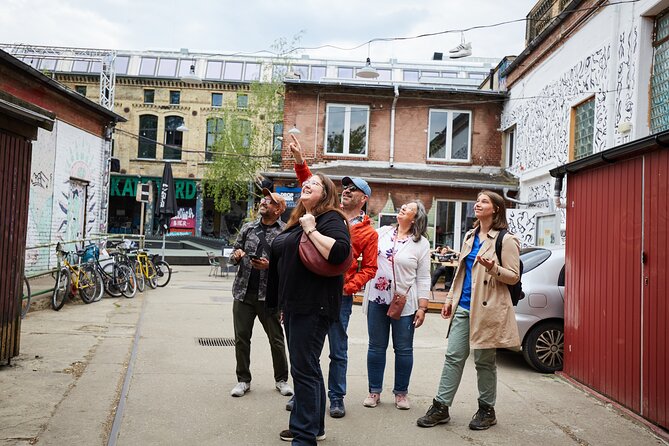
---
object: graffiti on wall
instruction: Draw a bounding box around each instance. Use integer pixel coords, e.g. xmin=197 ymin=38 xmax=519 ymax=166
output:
xmin=502 ymin=44 xmax=612 ymax=182
xmin=615 ymin=26 xmax=638 ymax=146
xmin=507 ymin=209 xmax=540 ymax=247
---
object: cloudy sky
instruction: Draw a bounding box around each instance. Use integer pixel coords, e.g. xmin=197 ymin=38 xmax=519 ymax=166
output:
xmin=1 ymin=0 xmax=537 ymax=62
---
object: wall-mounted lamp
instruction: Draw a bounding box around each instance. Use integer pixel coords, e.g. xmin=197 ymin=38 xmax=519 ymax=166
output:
xmin=288 ymin=126 xmax=301 ymax=135
xmin=176 ymin=123 xmax=189 ymax=132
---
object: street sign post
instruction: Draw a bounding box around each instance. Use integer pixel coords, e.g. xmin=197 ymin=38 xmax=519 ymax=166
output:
xmin=135 ymin=182 xmax=153 ymax=236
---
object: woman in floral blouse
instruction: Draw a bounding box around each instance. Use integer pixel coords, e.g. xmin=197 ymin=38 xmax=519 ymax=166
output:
xmin=361 ymin=200 xmax=431 ymax=410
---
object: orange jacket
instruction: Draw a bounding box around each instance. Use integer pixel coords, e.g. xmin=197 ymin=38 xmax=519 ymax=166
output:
xmin=294 ymin=162 xmax=378 ymax=295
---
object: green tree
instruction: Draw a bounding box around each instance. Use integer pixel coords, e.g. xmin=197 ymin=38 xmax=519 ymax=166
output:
xmin=202 ymin=34 xmax=303 ymax=213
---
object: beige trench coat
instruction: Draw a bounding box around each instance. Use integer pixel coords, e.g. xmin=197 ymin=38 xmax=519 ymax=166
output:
xmin=446 ymin=228 xmax=521 ymax=349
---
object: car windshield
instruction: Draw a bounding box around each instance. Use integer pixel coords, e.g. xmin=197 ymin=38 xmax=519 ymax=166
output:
xmin=520 ymin=248 xmax=552 ymax=273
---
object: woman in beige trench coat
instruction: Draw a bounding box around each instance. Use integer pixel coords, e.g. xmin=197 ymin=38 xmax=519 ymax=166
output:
xmin=417 ymin=190 xmax=521 ymax=431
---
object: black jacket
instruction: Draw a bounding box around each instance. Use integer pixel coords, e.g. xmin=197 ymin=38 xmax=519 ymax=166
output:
xmin=266 ymin=210 xmax=351 ymax=321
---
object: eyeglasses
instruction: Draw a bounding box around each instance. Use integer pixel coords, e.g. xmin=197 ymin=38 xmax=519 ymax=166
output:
xmin=303 ymin=179 xmax=323 ymax=188
xmin=260 ymin=197 xmax=274 ymax=205
xmin=343 ymin=184 xmax=360 ymax=192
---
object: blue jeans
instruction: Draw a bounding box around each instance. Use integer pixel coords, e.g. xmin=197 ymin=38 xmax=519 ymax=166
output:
xmin=284 ymin=312 xmax=330 ymax=446
xmin=328 ymin=295 xmax=353 ymax=403
xmin=366 ymin=301 xmax=416 ymax=395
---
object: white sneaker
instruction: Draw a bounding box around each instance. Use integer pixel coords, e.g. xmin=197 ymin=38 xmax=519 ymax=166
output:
xmin=275 ymin=380 xmax=294 ymax=396
xmin=449 ymin=42 xmax=472 ymax=59
xmin=231 ymin=382 xmax=250 ymax=397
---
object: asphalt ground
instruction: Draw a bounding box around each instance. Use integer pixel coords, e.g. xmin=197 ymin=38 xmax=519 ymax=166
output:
xmin=1 ymin=266 xmax=667 ymax=446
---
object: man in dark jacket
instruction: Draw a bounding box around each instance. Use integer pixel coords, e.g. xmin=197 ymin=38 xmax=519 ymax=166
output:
xmin=290 ymin=135 xmax=378 ymax=418
xmin=229 ymin=189 xmax=293 ymax=399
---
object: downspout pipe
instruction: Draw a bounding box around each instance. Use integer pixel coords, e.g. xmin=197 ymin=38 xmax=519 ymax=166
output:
xmin=389 ymin=85 xmax=399 ymax=167
xmin=503 ymin=187 xmax=551 ymax=207
xmin=552 ymin=176 xmax=566 ymax=209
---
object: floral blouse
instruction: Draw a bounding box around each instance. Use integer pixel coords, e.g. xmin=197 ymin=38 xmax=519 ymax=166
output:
xmin=368 ymin=227 xmax=411 ymax=305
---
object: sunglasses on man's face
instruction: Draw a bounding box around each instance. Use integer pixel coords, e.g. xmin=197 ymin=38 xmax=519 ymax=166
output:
xmin=343 ymin=184 xmax=360 ymax=192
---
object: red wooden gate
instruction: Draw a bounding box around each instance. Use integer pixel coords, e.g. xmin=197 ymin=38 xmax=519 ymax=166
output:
xmin=564 ymin=147 xmax=668 ymax=430
xmin=642 ymin=149 xmax=669 ymax=429
xmin=0 ymin=129 xmax=32 ymax=363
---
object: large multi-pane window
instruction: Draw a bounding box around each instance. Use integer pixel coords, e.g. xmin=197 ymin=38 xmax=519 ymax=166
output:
xmin=164 ymin=116 xmax=184 ymax=160
xmin=435 ymin=200 xmax=475 ymax=250
xmin=651 ymin=9 xmax=669 ymax=133
xmin=138 ymin=115 xmax=158 ymax=159
xmin=572 ymin=97 xmax=595 ymax=160
xmin=272 ymin=122 xmax=284 ymax=166
xmin=427 ymin=109 xmax=471 ymax=161
xmin=325 ymin=104 xmax=369 ymax=156
xmin=206 ymin=118 xmax=224 ymax=162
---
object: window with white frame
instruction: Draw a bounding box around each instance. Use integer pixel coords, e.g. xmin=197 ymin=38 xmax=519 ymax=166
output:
xmin=504 ymin=125 xmax=516 ymax=167
xmin=325 ymin=104 xmax=369 ymax=156
xmin=434 ymin=200 xmax=475 ymax=251
xmin=427 ymin=109 xmax=471 ymax=161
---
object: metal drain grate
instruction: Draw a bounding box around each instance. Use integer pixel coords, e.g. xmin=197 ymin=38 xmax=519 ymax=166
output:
xmin=197 ymin=337 xmax=235 ymax=347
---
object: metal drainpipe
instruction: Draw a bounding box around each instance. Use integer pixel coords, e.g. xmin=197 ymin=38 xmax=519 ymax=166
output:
xmin=313 ymin=93 xmax=320 ymax=159
xmin=502 ymin=187 xmax=552 ymax=209
xmin=552 ymin=176 xmax=566 ymax=209
xmin=389 ymin=85 xmax=399 ymax=167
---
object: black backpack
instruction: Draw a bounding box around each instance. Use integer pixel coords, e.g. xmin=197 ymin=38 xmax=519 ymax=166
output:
xmin=494 ymin=229 xmax=525 ymax=306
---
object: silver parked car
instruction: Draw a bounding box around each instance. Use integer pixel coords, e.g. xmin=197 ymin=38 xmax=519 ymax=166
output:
xmin=515 ymin=246 xmax=565 ymax=373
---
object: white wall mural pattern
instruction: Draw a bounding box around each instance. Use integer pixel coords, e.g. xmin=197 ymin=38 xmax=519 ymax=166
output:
xmin=615 ymin=26 xmax=638 ymax=145
xmin=502 ymin=44 xmax=612 ymax=182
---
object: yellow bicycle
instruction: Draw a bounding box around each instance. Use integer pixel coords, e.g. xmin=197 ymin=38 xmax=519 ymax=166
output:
xmin=129 ymin=249 xmax=172 ymax=291
xmin=52 ymin=243 xmax=103 ymax=310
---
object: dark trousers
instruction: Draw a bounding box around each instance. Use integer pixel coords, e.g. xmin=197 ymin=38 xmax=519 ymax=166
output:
xmin=284 ymin=312 xmax=330 ymax=446
xmin=431 ymin=266 xmax=454 ymax=290
xmin=233 ymin=292 xmax=289 ymax=383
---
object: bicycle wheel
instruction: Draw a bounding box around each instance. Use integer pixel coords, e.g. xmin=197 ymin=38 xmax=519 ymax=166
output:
xmin=52 ymin=267 xmax=70 ymax=311
xmin=21 ymin=275 xmax=31 ymax=319
xmin=147 ymin=259 xmax=158 ymax=289
xmin=153 ymin=260 xmax=172 ymax=287
xmin=79 ymin=265 xmax=100 ymax=303
xmin=102 ymin=262 xmax=123 ymax=297
xmin=134 ymin=260 xmax=145 ymax=292
xmin=120 ymin=264 xmax=137 ymax=298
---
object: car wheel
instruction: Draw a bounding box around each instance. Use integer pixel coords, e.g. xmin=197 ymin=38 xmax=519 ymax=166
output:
xmin=522 ymin=320 xmax=564 ymax=373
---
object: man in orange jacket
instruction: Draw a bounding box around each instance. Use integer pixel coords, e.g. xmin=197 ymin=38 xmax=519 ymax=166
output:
xmin=288 ymin=134 xmax=378 ymax=418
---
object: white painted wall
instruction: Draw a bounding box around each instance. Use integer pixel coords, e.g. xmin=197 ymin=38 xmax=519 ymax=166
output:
xmin=25 ymin=120 xmax=107 ymax=273
xmin=502 ymin=0 xmax=669 ymax=211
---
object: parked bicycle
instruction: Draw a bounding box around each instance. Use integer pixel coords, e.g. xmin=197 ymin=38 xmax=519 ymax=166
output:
xmin=128 ymin=248 xmax=172 ymax=289
xmin=52 ymin=243 xmax=103 ymax=311
xmin=84 ymin=243 xmax=137 ymax=299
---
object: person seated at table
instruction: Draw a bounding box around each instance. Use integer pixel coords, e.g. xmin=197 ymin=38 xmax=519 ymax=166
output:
xmin=431 ymin=246 xmax=458 ymax=291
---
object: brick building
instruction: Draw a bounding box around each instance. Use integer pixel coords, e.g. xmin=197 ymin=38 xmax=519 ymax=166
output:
xmin=264 ymin=80 xmax=516 ymax=250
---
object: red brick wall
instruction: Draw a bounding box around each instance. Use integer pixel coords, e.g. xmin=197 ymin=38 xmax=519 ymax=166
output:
xmin=283 ymin=85 xmax=503 ymax=169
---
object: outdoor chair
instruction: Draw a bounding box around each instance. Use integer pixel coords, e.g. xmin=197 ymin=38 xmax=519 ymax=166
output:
xmin=207 ymin=251 xmax=221 ymax=277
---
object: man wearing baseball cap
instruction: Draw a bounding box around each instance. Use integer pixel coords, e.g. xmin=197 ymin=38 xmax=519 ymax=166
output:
xmin=229 ymin=187 xmax=293 ymax=399
xmin=289 ymin=134 xmax=378 ymax=418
